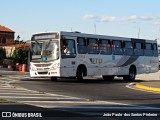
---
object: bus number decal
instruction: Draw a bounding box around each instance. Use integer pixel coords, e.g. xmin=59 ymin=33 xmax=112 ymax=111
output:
xmin=89 ymin=58 xmax=102 ymax=64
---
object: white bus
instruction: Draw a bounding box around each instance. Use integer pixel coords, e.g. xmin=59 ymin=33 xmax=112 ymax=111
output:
xmin=30 ymin=31 xmax=159 ymax=81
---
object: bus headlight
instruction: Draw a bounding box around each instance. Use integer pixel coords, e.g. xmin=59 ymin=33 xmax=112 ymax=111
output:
xmin=30 ymin=65 xmax=36 ymax=71
xmin=50 ymin=63 xmax=60 ymax=70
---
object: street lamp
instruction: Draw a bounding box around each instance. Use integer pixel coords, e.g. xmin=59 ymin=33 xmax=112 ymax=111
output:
xmin=16 ymin=35 xmax=20 ymax=41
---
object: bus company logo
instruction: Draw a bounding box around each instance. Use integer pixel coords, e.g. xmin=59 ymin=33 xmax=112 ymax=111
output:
xmin=2 ymin=112 xmax=11 ymax=117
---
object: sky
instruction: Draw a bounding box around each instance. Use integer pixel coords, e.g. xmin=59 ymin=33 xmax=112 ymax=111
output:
xmin=1 ymin=0 xmax=160 ymax=43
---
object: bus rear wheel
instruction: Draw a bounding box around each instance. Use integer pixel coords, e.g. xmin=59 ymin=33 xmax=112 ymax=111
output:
xmin=51 ymin=77 xmax=57 ymax=81
xmin=123 ymin=67 xmax=136 ymax=81
xmin=103 ymin=76 xmax=114 ymax=80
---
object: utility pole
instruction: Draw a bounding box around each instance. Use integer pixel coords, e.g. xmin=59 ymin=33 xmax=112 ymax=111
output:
xmin=158 ymin=27 xmax=160 ymax=40
xmin=94 ymin=23 xmax=96 ymax=34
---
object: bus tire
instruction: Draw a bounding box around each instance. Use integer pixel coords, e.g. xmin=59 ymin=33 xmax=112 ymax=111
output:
xmin=76 ymin=67 xmax=84 ymax=81
xmin=123 ymin=67 xmax=136 ymax=81
xmin=103 ymin=76 xmax=114 ymax=80
xmin=51 ymin=77 xmax=57 ymax=81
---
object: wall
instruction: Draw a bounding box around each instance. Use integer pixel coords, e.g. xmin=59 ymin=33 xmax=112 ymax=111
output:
xmin=2 ymin=46 xmax=16 ymax=58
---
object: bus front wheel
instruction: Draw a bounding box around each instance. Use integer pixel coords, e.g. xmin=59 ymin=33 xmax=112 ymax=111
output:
xmin=76 ymin=68 xmax=84 ymax=81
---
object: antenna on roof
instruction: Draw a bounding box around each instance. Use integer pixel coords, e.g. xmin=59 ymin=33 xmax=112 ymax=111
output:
xmin=94 ymin=23 xmax=96 ymax=34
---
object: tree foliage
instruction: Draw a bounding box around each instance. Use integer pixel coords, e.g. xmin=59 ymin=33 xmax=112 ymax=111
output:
xmin=12 ymin=48 xmax=28 ymax=64
xmin=0 ymin=47 xmax=6 ymax=59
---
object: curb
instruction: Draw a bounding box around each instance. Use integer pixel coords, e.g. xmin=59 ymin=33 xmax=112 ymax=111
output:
xmin=135 ymin=83 xmax=160 ymax=92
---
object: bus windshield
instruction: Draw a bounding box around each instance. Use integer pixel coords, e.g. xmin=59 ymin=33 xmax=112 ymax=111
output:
xmin=31 ymin=40 xmax=59 ymax=62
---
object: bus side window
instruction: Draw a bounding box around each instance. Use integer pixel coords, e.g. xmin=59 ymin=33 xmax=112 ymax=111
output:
xmin=77 ymin=37 xmax=87 ymax=54
xmin=99 ymin=39 xmax=111 ymax=54
xmin=61 ymin=39 xmax=76 ymax=58
xmin=61 ymin=40 xmax=68 ymax=54
xmin=112 ymin=40 xmax=123 ymax=55
xmin=88 ymin=38 xmax=99 ymax=54
xmin=123 ymin=41 xmax=133 ymax=55
xmin=134 ymin=42 xmax=143 ymax=56
xmin=145 ymin=43 xmax=153 ymax=56
xmin=153 ymin=43 xmax=158 ymax=57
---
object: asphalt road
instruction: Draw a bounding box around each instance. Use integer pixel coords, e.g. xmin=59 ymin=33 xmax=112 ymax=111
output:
xmin=13 ymin=77 xmax=160 ymax=107
xmin=1 ymin=75 xmax=160 ymax=119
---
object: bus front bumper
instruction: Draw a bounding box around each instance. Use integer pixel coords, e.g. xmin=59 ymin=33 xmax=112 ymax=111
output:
xmin=30 ymin=71 xmax=60 ymax=77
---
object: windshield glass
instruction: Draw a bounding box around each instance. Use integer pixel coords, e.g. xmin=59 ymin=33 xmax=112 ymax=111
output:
xmin=31 ymin=40 xmax=59 ymax=62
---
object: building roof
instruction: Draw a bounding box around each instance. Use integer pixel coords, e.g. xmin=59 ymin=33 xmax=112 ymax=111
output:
xmin=0 ymin=25 xmax=14 ymax=33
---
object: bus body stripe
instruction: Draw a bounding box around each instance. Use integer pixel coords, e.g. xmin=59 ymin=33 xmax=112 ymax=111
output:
xmin=116 ymin=56 xmax=139 ymax=67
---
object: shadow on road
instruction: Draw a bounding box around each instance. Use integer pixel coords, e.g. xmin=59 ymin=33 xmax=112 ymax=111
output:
xmin=21 ymin=77 xmax=144 ymax=84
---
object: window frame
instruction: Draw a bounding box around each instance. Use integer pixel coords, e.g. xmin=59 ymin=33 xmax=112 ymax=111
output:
xmin=144 ymin=43 xmax=153 ymax=56
xmin=153 ymin=43 xmax=158 ymax=57
xmin=123 ymin=41 xmax=133 ymax=55
xmin=99 ymin=39 xmax=112 ymax=55
xmin=87 ymin=38 xmax=99 ymax=54
xmin=134 ymin=42 xmax=144 ymax=56
xmin=61 ymin=39 xmax=76 ymax=58
xmin=2 ymin=37 xmax=6 ymax=44
xmin=112 ymin=40 xmax=123 ymax=55
xmin=77 ymin=37 xmax=87 ymax=54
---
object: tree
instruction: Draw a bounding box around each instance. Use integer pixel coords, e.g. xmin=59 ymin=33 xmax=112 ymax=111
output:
xmin=0 ymin=47 xmax=6 ymax=59
xmin=12 ymin=48 xmax=28 ymax=64
xmin=14 ymin=35 xmax=26 ymax=44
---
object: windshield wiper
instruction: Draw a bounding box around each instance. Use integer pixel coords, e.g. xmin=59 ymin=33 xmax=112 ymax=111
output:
xmin=45 ymin=40 xmax=51 ymax=50
xmin=35 ymin=40 xmax=42 ymax=49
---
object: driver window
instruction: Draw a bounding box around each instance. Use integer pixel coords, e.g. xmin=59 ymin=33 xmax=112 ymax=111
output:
xmin=61 ymin=39 xmax=76 ymax=58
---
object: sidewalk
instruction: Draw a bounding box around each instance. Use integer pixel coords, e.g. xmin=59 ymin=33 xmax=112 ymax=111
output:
xmin=0 ymin=70 xmax=29 ymax=75
xmin=136 ymin=71 xmax=160 ymax=92
xmin=136 ymin=71 xmax=160 ymax=80
xmin=135 ymin=81 xmax=160 ymax=92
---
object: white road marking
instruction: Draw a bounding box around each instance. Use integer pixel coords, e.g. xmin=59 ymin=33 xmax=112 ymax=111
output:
xmin=0 ymin=96 xmax=67 ymax=99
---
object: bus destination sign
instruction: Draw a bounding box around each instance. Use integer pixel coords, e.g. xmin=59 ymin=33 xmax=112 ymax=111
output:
xmin=32 ymin=33 xmax=59 ymax=40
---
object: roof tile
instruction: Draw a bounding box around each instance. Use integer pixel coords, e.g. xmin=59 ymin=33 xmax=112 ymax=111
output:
xmin=0 ymin=25 xmax=14 ymax=32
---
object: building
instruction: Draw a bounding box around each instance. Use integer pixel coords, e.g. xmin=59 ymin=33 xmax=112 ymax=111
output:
xmin=1 ymin=43 xmax=30 ymax=58
xmin=0 ymin=25 xmax=14 ymax=46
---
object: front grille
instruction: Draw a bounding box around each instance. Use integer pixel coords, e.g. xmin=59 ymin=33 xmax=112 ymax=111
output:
xmin=34 ymin=63 xmax=52 ymax=67
xmin=38 ymin=72 xmax=48 ymax=75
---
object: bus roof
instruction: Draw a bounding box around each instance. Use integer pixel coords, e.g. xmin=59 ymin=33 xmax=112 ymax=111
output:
xmin=60 ymin=31 xmax=131 ymax=41
xmin=60 ymin=31 xmax=157 ymax=43
xmin=31 ymin=31 xmax=157 ymax=43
